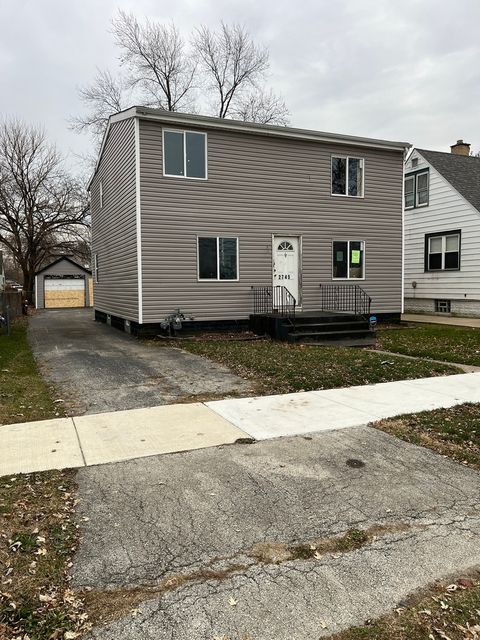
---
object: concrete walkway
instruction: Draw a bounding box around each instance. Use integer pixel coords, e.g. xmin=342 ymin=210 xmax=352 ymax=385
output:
xmin=402 ymin=312 xmax=480 ymax=328
xmin=2 ymin=371 xmax=480 ymax=477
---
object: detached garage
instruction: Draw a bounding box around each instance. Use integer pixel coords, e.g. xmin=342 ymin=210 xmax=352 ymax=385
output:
xmin=35 ymin=257 xmax=93 ymax=309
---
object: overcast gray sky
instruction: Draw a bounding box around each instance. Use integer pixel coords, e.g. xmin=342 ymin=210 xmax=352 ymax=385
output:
xmin=1 ymin=0 xmax=479 ymax=164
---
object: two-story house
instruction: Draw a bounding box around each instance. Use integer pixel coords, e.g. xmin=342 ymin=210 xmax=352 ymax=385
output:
xmin=89 ymin=107 xmax=409 ymax=339
xmin=404 ymin=140 xmax=480 ymax=317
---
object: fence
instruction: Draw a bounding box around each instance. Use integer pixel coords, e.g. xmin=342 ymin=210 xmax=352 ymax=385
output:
xmin=1 ymin=291 xmax=23 ymax=335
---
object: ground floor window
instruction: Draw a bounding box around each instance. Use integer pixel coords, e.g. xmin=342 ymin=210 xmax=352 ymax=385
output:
xmin=425 ymin=231 xmax=460 ymax=271
xmin=198 ymin=237 xmax=238 ymax=280
xmin=332 ymin=240 xmax=365 ymax=279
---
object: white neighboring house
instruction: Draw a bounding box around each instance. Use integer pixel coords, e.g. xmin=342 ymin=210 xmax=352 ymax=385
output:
xmin=404 ymin=140 xmax=480 ymax=317
xmin=0 ymin=251 xmax=5 ymax=292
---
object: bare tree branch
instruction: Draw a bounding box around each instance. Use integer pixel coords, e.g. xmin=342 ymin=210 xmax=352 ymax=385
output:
xmin=193 ymin=22 xmax=269 ymax=118
xmin=0 ymin=119 xmax=89 ymax=301
xmin=112 ymin=10 xmax=196 ymax=112
xmin=69 ymin=68 xmax=127 ymax=139
xmin=231 ymin=89 xmax=290 ymax=125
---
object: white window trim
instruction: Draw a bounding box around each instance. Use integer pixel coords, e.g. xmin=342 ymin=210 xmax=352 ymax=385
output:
xmin=197 ymin=236 xmax=239 ymax=282
xmin=404 ymin=174 xmax=415 ymax=210
xmin=99 ymin=180 xmax=103 ymax=209
xmin=415 ymin=170 xmax=429 ymax=208
xmin=331 ymin=156 xmax=365 ymax=198
xmin=162 ymin=129 xmax=208 ymax=180
xmin=331 ymin=239 xmax=366 ymax=281
xmin=94 ymin=253 xmax=99 ymax=283
xmin=427 ymin=233 xmax=460 ymax=271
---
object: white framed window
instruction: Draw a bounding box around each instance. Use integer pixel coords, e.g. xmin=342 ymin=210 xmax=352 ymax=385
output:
xmin=94 ymin=253 xmax=99 ymax=283
xmin=163 ymin=129 xmax=207 ymax=179
xmin=331 ymin=156 xmax=364 ymax=197
xmin=99 ymin=180 xmax=104 ymax=209
xmin=425 ymin=231 xmax=460 ymax=271
xmin=197 ymin=237 xmax=238 ymax=281
xmin=332 ymin=240 xmax=365 ymax=280
xmin=404 ymin=170 xmax=429 ymax=209
xmin=404 ymin=174 xmax=415 ymax=209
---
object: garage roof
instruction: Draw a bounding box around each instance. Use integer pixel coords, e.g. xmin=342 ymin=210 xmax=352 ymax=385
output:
xmin=35 ymin=256 xmax=92 ymax=276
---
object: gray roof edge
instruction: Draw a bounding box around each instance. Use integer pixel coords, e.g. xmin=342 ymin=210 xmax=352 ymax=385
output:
xmin=135 ymin=106 xmax=410 ymax=150
xmin=88 ymin=106 xmax=410 ymax=188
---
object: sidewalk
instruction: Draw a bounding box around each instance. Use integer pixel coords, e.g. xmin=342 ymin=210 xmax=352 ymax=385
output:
xmin=402 ymin=313 xmax=480 ymax=328
xmin=2 ymin=372 xmax=480 ymax=476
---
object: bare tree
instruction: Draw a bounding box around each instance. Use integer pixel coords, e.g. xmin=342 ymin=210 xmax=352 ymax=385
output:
xmin=71 ymin=68 xmax=126 ymax=139
xmin=0 ymin=120 xmax=89 ymax=301
xmin=193 ymin=22 xmax=269 ymax=118
xmin=232 ymin=89 xmax=289 ymax=125
xmin=112 ymin=10 xmax=196 ymax=112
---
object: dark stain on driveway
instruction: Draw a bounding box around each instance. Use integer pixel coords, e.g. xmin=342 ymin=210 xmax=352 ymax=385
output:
xmin=28 ymin=309 xmax=252 ymax=415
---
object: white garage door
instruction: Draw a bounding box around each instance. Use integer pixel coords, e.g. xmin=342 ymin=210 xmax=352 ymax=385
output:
xmin=44 ymin=278 xmax=86 ymax=308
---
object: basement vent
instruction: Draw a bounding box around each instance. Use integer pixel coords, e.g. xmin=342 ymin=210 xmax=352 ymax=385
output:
xmin=435 ymin=299 xmax=451 ymax=313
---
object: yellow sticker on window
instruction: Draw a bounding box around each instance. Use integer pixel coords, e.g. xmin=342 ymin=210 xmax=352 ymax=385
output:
xmin=351 ymin=250 xmax=361 ymax=264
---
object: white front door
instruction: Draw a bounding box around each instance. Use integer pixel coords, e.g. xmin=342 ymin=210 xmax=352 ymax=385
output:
xmin=272 ymin=236 xmax=300 ymax=307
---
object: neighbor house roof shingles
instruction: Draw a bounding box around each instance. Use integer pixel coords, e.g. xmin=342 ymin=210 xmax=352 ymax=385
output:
xmin=417 ymin=148 xmax=480 ymax=213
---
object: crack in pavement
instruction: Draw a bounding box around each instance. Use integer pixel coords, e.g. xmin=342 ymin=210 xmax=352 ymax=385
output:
xmin=72 ymin=425 xmax=480 ymax=639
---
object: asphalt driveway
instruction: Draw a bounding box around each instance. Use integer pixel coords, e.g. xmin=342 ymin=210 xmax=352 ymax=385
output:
xmin=28 ymin=309 xmax=251 ymax=415
xmin=73 ymin=426 xmax=480 ymax=639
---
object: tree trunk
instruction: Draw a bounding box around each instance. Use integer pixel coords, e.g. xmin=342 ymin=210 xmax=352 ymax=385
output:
xmin=23 ymin=269 xmax=35 ymax=304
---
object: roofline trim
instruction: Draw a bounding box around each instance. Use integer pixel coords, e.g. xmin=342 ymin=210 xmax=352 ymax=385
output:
xmin=414 ymin=149 xmax=480 ymax=217
xmin=88 ymin=106 xmax=410 ymax=188
xmin=35 ymin=256 xmax=92 ymax=276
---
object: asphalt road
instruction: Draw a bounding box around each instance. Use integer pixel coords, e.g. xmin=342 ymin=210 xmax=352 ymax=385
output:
xmin=73 ymin=426 xmax=480 ymax=639
xmin=28 ymin=309 xmax=251 ymax=415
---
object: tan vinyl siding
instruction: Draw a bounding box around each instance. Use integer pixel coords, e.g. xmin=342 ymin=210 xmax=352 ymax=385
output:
xmin=91 ymin=118 xmax=138 ymax=321
xmin=139 ymin=119 xmax=403 ymax=321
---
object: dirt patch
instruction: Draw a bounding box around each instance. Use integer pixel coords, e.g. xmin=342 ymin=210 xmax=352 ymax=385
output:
xmin=80 ymin=523 xmax=412 ymax=628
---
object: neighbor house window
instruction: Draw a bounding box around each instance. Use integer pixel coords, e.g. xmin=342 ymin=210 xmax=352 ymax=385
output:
xmin=332 ymin=240 xmax=365 ymax=279
xmin=99 ymin=180 xmax=103 ymax=209
xmin=163 ymin=130 xmax=207 ymax=179
xmin=94 ymin=254 xmax=99 ymax=283
xmin=331 ymin=156 xmax=364 ymax=197
xmin=405 ymin=170 xmax=429 ymax=209
xmin=198 ymin=237 xmax=238 ymax=280
xmin=425 ymin=231 xmax=460 ymax=271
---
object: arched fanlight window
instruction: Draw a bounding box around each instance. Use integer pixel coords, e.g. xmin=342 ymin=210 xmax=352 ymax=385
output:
xmin=277 ymin=241 xmax=294 ymax=251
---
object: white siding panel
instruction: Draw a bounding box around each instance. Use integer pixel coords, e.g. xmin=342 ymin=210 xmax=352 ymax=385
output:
xmin=404 ymin=151 xmax=480 ymax=302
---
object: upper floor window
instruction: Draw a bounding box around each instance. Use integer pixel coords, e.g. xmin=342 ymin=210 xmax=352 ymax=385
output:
xmin=198 ymin=237 xmax=238 ymax=281
xmin=405 ymin=170 xmax=429 ymax=209
xmin=332 ymin=240 xmax=365 ymax=279
xmin=425 ymin=231 xmax=460 ymax=271
xmin=163 ymin=130 xmax=207 ymax=179
xmin=331 ymin=156 xmax=364 ymax=197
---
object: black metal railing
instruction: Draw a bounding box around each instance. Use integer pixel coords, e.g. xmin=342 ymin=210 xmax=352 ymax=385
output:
xmin=319 ymin=284 xmax=371 ymax=318
xmin=251 ymin=285 xmax=296 ymax=318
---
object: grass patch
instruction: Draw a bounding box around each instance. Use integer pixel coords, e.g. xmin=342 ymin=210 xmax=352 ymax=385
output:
xmin=326 ymin=573 xmax=480 ymax=639
xmin=174 ymin=339 xmax=459 ymax=394
xmin=0 ymin=319 xmax=63 ymax=425
xmin=378 ymin=324 xmax=480 ymax=366
xmin=373 ymin=403 xmax=480 ymax=471
xmin=0 ymin=470 xmax=89 ymax=639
